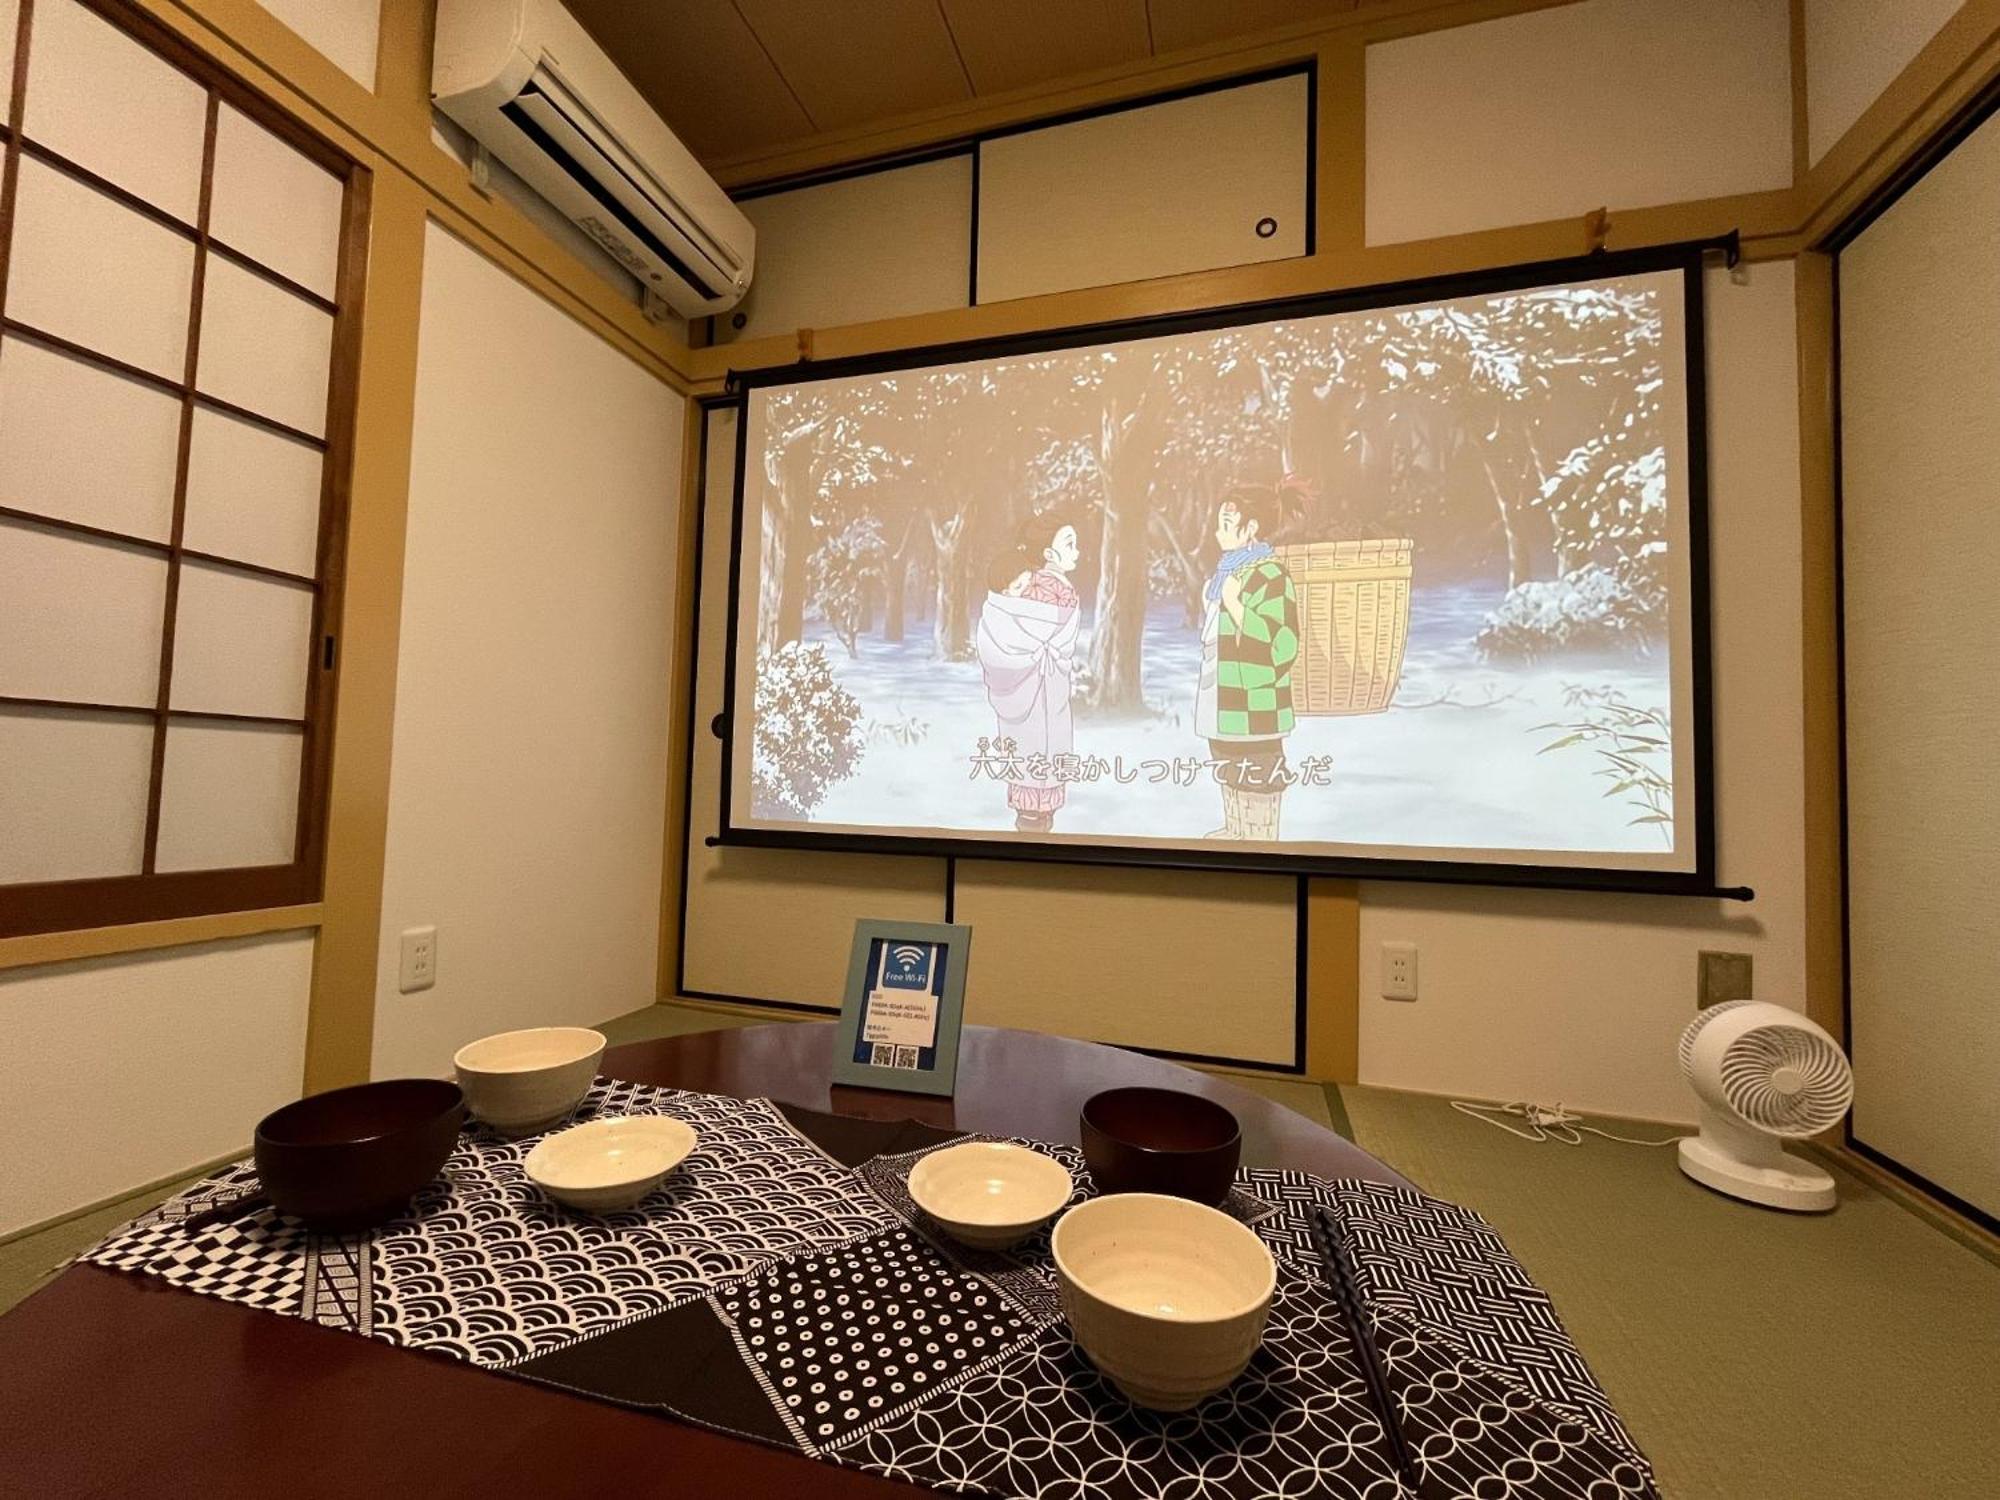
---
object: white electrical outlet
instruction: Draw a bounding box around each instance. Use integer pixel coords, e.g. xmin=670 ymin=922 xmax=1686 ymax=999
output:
xmin=399 ymin=925 xmax=437 ymax=994
xmin=1381 ymin=941 xmax=1418 ymax=1001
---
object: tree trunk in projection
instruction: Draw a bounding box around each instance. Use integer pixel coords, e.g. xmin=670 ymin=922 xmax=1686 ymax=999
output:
xmin=756 ymin=504 xmax=783 ymax=656
xmin=930 ymin=508 xmax=972 ymax=660
xmin=884 ymin=553 xmax=908 ymax=642
xmin=883 ymin=516 xmax=912 ymax=644
xmin=1084 ymin=402 xmax=1155 ymax=712
xmin=768 ymin=443 xmax=814 ymax=648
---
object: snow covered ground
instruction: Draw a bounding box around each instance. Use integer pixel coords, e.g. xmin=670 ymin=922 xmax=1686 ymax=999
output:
xmin=794 ymin=580 xmax=1676 ymax=858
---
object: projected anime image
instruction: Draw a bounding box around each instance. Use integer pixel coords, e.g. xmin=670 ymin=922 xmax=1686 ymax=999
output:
xmin=734 ymin=268 xmax=1694 ymax=870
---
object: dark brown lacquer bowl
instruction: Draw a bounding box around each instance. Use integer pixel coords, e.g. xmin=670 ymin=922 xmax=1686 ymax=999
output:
xmin=254 ymin=1079 xmax=467 ymax=1231
xmin=1080 ymin=1086 xmax=1242 ymax=1205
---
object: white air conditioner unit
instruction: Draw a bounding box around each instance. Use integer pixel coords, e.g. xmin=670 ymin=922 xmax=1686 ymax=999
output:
xmin=433 ymin=0 xmax=754 ymax=318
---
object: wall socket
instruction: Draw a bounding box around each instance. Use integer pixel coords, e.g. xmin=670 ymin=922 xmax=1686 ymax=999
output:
xmin=1697 ymin=950 xmax=1751 ymax=1008
xmin=1381 ymin=941 xmax=1419 ymax=1001
xmin=399 ymin=925 xmax=437 ymax=994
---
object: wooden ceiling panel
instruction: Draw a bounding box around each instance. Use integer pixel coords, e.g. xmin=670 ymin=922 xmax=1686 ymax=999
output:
xmin=1146 ymin=0 xmax=1360 ymax=56
xmin=940 ymin=0 xmax=1153 ymax=96
xmin=733 ymin=0 xmax=974 ymax=131
xmin=560 ymin=0 xmax=814 ymax=162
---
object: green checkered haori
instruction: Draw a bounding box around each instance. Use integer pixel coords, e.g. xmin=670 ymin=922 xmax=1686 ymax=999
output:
xmin=1215 ymin=556 xmax=1300 ymax=739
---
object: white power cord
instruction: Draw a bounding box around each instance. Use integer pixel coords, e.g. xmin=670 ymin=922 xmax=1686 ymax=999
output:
xmin=1449 ymin=1099 xmax=1686 ymax=1148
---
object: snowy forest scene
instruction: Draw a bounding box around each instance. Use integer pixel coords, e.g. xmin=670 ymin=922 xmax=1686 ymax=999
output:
xmin=734 ymin=268 xmax=1691 ymax=863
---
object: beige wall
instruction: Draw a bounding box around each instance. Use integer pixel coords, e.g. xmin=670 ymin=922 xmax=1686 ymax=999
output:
xmin=725 ymin=155 xmax=974 ymax=343
xmin=1357 ymin=262 xmax=1806 ymax=1123
xmin=1838 ymin=108 xmax=2000 ymax=1219
xmin=977 ymin=71 xmax=1309 ymax=303
xmin=251 ymin=0 xmax=379 ymax=90
xmin=955 ymin=862 xmax=1299 ymax=1066
xmin=0 ymin=932 xmax=313 ymax=1234
xmin=1804 ymin=0 xmax=1965 ymax=165
xmin=370 ymin=223 xmax=684 ymax=1079
xmin=1365 ymin=0 xmax=1793 ymax=246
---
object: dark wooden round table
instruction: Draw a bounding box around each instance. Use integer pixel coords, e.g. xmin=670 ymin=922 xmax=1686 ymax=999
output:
xmin=0 ymin=1023 xmax=1407 ymax=1498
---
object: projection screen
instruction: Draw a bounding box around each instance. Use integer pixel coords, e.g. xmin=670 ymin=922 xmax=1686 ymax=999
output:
xmin=721 ymin=245 xmax=1716 ymax=893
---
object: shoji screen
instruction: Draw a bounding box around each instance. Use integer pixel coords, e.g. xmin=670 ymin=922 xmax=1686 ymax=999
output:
xmin=0 ymin=0 xmax=356 ymax=934
xmin=1838 ymin=104 xmax=2000 ymax=1223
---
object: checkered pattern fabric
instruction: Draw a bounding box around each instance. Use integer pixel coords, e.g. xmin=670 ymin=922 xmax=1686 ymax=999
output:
xmin=1214 ymin=557 xmax=1299 ymax=738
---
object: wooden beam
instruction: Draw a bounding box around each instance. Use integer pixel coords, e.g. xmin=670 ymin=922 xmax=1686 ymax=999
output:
xmin=302 ymin=168 xmax=426 ymax=1093
xmin=1794 ymin=249 xmax=1843 ymax=1044
xmin=0 ymin=905 xmax=321 ymax=972
xmin=1305 ymin=879 xmax=1360 ymax=1083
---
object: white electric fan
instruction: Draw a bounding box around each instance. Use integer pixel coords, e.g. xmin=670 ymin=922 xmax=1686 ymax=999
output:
xmin=1675 ymin=1000 xmax=1853 ymax=1212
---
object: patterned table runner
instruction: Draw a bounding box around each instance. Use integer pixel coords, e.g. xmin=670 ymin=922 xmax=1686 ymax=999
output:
xmin=83 ymin=1079 xmax=1657 ymax=1499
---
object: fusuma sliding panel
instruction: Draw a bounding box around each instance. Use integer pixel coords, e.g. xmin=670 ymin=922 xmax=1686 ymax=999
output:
xmin=1365 ymin=0 xmax=1790 ymax=245
xmin=721 ymin=154 xmax=973 ymax=343
xmin=0 ymin=336 xmax=181 ymax=540
xmin=0 ymin=520 xmax=165 ymax=706
xmin=1838 ymin=105 xmax=2000 ymax=1222
xmin=976 ymin=72 xmax=1309 ymax=304
xmin=953 ymin=860 xmax=1298 ymax=1067
xmin=0 ymin=705 xmax=154 ymax=885
xmin=681 ymin=406 xmax=944 ymax=1008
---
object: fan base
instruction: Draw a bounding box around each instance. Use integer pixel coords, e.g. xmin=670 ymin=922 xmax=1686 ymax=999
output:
xmin=1678 ymin=1134 xmax=1836 ymax=1212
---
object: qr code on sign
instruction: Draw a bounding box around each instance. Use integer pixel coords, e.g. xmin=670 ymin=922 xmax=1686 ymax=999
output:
xmin=869 ymin=1044 xmax=920 ymax=1070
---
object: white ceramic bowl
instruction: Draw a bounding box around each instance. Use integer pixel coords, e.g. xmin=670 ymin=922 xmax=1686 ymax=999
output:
xmin=907 ymin=1141 xmax=1074 ymax=1250
xmin=452 ymin=1026 xmax=606 ymax=1137
xmin=1051 ymin=1192 xmax=1276 ymax=1411
xmin=524 ymin=1115 xmax=697 ymax=1212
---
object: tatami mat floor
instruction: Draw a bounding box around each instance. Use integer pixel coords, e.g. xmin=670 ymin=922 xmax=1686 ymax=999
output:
xmin=6 ymin=1001 xmax=1994 ymax=1499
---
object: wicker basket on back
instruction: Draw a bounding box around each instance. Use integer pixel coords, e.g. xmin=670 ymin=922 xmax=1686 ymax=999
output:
xmin=1273 ymin=538 xmax=1414 ymax=716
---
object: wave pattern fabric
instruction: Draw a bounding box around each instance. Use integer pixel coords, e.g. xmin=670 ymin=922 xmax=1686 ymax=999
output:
xmin=81 ymin=1084 xmax=1656 ymax=1500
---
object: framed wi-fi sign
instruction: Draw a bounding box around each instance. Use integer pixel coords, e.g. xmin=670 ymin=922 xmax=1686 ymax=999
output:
xmin=832 ymin=919 xmax=972 ymax=1097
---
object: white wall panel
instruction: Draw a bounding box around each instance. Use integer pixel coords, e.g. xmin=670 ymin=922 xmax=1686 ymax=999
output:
xmin=155 ymin=720 xmax=302 ymax=872
xmin=22 ymin=0 xmax=207 ymax=221
xmin=1804 ymin=0 xmax=1962 ymax=165
xmin=182 ymin=408 xmax=323 ymax=577
xmin=977 ymin=73 xmax=1309 ymax=303
xmin=1366 ymin=0 xmax=1792 ymax=245
xmin=1359 ymin=264 xmax=1806 ymax=1123
xmin=723 ymin=155 xmax=973 ymax=342
xmin=0 ymin=934 xmax=313 ymax=1234
xmin=168 ymin=561 xmax=314 ymax=720
xmin=210 ymin=102 xmax=344 ymax=299
xmin=954 ymin=861 xmax=1298 ymax=1066
xmin=373 ymin=224 xmax=682 ymax=1078
xmin=0 ymin=705 xmax=153 ymax=884
xmin=251 ymin=0 xmax=378 ymax=89
xmin=7 ymin=156 xmax=194 ymax=379
xmin=1839 ymin=106 xmax=2000 ymax=1219
xmin=0 ymin=336 xmax=181 ymax=540
xmin=196 ymin=256 xmax=332 ymax=437
xmin=0 ymin=520 xmax=165 ymax=707
xmin=430 ymin=111 xmax=649 ymax=312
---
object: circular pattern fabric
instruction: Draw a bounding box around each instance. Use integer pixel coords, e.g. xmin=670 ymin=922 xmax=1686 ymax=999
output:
xmin=719 ymin=1228 xmax=1026 ymax=1450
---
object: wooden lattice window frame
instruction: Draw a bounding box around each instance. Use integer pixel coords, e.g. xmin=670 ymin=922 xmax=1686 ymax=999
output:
xmin=0 ymin=0 xmax=367 ymax=938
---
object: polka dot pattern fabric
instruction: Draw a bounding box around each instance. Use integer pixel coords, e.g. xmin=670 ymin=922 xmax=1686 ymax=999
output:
xmin=718 ymin=1228 xmax=1027 ymax=1452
